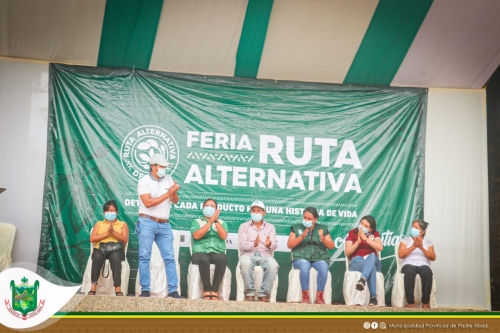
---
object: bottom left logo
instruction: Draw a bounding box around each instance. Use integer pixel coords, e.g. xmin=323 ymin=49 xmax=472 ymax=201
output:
xmin=5 ymin=277 xmax=45 ymax=320
xmin=0 ymin=267 xmax=81 ymax=329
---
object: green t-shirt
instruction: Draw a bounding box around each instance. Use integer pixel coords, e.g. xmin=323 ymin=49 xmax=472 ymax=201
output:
xmin=190 ymin=218 xmax=228 ymax=254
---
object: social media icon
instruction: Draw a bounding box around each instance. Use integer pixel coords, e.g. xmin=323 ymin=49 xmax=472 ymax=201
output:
xmin=380 ymin=322 xmax=386 ymax=329
xmin=363 ymin=322 xmax=371 ymax=329
xmin=371 ymin=322 xmax=378 ymax=329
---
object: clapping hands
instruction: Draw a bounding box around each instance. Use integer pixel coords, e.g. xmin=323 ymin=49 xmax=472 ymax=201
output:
xmin=209 ymin=209 xmax=221 ymax=224
xmin=107 ymin=223 xmax=114 ymax=235
xmin=171 ymin=181 xmax=180 ymax=194
xmin=318 ymin=229 xmax=325 ymax=243
xmin=264 ymin=235 xmax=271 ymax=248
xmin=254 ymin=234 xmax=260 ymax=247
xmin=255 ymin=234 xmax=272 ymax=248
xmin=357 ymin=230 xmax=367 ymax=243
xmin=414 ymin=237 xmax=423 ymax=249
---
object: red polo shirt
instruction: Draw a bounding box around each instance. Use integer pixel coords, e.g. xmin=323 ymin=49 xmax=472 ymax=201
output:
xmin=345 ymin=229 xmax=380 ymax=259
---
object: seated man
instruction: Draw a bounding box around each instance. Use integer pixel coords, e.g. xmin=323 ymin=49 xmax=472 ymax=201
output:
xmin=238 ymin=200 xmax=279 ymax=302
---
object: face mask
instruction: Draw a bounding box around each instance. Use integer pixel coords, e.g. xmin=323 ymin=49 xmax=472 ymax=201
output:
xmin=156 ymin=167 xmax=167 ymax=178
xmin=410 ymin=227 xmax=421 ymax=237
xmin=251 ymin=214 xmax=263 ymax=222
xmin=105 ymin=212 xmax=116 ymax=221
xmin=302 ymin=219 xmax=313 ymax=228
xmin=203 ymin=206 xmax=215 ymax=218
xmin=359 ymin=226 xmax=369 ymax=234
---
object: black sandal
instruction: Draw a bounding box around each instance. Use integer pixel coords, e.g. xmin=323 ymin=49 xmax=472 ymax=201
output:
xmin=203 ymin=293 xmax=211 ymax=300
xmin=115 ymin=291 xmax=124 ymax=296
xmin=87 ymin=290 xmax=96 ymax=296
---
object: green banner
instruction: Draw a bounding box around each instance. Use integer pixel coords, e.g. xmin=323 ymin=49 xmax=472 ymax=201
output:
xmin=39 ymin=63 xmax=427 ymax=302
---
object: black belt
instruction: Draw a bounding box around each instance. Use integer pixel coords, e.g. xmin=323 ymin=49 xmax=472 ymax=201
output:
xmin=139 ymin=214 xmax=169 ymax=223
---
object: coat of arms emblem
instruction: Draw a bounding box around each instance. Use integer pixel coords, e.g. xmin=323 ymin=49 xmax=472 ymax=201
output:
xmin=5 ymin=277 xmax=44 ymax=320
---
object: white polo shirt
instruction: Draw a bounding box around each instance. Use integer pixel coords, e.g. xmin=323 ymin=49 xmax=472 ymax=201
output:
xmin=137 ymin=172 xmax=174 ymax=219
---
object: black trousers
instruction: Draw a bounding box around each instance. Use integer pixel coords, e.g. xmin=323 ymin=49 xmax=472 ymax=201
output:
xmin=191 ymin=252 xmax=228 ymax=292
xmin=91 ymin=248 xmax=124 ymax=287
xmin=401 ymin=264 xmax=433 ymax=304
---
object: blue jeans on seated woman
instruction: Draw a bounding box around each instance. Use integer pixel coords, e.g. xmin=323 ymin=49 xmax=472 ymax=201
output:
xmin=292 ymin=259 xmax=329 ymax=291
xmin=349 ymin=253 xmax=381 ymax=297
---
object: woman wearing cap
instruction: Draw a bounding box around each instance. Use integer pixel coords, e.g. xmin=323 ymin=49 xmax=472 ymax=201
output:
xmin=287 ymin=207 xmax=335 ymax=304
xmin=344 ymin=215 xmax=383 ymax=306
xmin=88 ymin=200 xmax=129 ymax=296
xmin=190 ymin=198 xmax=228 ymax=300
xmin=398 ymin=220 xmax=436 ymax=308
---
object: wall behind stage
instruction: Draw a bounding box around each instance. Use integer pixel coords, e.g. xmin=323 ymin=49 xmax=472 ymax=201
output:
xmin=0 ymin=58 xmax=490 ymax=309
xmin=425 ymin=89 xmax=490 ymax=309
xmin=0 ymin=58 xmax=48 ymax=265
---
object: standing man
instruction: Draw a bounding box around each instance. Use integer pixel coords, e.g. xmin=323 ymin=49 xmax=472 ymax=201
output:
xmin=136 ymin=154 xmax=181 ymax=298
xmin=238 ymin=200 xmax=279 ymax=302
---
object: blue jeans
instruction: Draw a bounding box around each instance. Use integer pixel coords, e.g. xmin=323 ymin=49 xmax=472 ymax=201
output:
xmin=136 ymin=216 xmax=178 ymax=294
xmin=349 ymin=253 xmax=381 ymax=297
xmin=239 ymin=254 xmax=279 ymax=297
xmin=292 ymin=259 xmax=329 ymax=291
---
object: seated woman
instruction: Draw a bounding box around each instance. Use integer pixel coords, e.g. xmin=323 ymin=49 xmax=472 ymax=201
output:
xmin=190 ymin=198 xmax=228 ymax=300
xmin=88 ymin=200 xmax=129 ymax=296
xmin=287 ymin=207 xmax=335 ymax=304
xmin=345 ymin=215 xmax=383 ymax=306
xmin=398 ymin=220 xmax=436 ymax=308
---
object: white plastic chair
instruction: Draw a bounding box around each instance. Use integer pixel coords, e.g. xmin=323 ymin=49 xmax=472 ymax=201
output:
xmin=343 ymin=250 xmax=385 ymax=306
xmin=391 ymin=242 xmax=437 ymax=308
xmin=187 ymin=238 xmax=231 ymax=300
xmin=235 ymin=248 xmax=279 ymax=302
xmin=286 ymin=253 xmax=332 ymax=304
xmin=0 ymin=223 xmax=16 ymax=273
xmin=81 ymin=227 xmax=130 ymax=296
xmin=135 ymin=229 xmax=181 ymax=297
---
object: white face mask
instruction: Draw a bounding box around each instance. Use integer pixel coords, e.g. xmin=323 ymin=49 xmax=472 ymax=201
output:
xmin=104 ymin=212 xmax=117 ymax=221
xmin=203 ymin=206 xmax=215 ymax=217
xmin=156 ymin=167 xmax=166 ymax=178
xmin=251 ymin=214 xmax=263 ymax=222
xmin=410 ymin=227 xmax=421 ymax=237
xmin=302 ymin=219 xmax=313 ymax=228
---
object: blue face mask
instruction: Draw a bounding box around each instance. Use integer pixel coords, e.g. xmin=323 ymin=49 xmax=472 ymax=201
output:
xmin=302 ymin=219 xmax=313 ymax=228
xmin=203 ymin=206 xmax=215 ymax=218
xmin=251 ymin=214 xmax=263 ymax=222
xmin=359 ymin=226 xmax=369 ymax=234
xmin=156 ymin=167 xmax=166 ymax=178
xmin=410 ymin=227 xmax=421 ymax=237
xmin=105 ymin=212 xmax=116 ymax=221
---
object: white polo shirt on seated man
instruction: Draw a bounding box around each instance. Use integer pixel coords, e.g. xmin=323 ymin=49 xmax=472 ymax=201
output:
xmin=136 ymin=153 xmax=180 ymax=298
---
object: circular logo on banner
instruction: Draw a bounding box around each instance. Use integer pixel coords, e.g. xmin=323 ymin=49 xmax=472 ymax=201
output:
xmin=120 ymin=125 xmax=179 ymax=181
